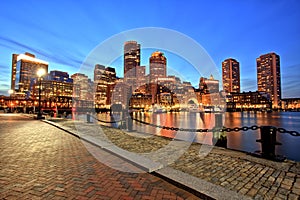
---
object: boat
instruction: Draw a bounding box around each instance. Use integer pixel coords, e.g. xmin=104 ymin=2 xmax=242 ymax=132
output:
xmin=154 ymin=107 xmax=167 ymax=113
xmin=150 ymin=104 xmax=167 ymax=113
xmin=204 ymin=106 xmax=213 ymax=113
xmin=188 ymin=104 xmax=199 ymax=112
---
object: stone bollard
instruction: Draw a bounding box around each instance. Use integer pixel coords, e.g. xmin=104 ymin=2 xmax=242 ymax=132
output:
xmin=126 ymin=112 xmax=133 ymax=132
xmin=213 ymin=113 xmax=227 ymax=148
xmin=256 ymin=126 xmax=283 ymax=160
xmin=87 ymin=113 xmax=91 ymax=123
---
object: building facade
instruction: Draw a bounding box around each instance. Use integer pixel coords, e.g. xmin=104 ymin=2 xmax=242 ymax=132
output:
xmin=281 ymin=98 xmax=300 ymax=111
xmin=226 ymin=91 xmax=272 ymax=111
xmin=71 ymin=73 xmax=91 ymax=101
xmin=136 ymin=65 xmax=146 ymax=88
xmin=94 ymin=64 xmax=117 ymax=108
xmin=149 ymin=51 xmax=167 ymax=82
xmin=257 ymin=52 xmax=281 ymax=108
xmin=124 ymin=41 xmax=140 ymax=86
xmin=11 ymin=52 xmax=48 ymax=98
xmin=222 ymin=58 xmax=240 ymax=93
xmin=31 ymin=70 xmax=73 ymax=113
xmin=199 ymin=75 xmax=219 ymax=94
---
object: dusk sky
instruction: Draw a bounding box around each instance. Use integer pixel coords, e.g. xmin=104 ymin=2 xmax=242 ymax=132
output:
xmin=1 ymin=0 xmax=300 ymax=97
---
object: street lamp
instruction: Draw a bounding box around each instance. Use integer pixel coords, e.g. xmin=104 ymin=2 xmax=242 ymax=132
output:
xmin=8 ymin=90 xmax=14 ymax=112
xmin=36 ymin=68 xmax=46 ymax=119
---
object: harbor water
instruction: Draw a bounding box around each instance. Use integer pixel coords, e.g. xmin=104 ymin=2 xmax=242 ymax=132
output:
xmin=96 ymin=111 xmax=300 ymax=161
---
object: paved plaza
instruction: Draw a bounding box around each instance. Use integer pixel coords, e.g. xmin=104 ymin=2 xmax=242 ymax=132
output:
xmin=0 ymin=114 xmax=200 ymax=199
xmin=43 ymin=115 xmax=300 ymax=200
xmin=1 ymin=113 xmax=300 ymax=199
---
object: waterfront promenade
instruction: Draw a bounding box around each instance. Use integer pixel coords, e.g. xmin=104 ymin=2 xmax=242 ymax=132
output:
xmin=0 ymin=114 xmax=200 ymax=199
xmin=1 ymin=114 xmax=299 ymax=199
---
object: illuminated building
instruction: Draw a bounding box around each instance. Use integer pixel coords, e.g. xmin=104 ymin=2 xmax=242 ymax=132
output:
xmin=30 ymin=70 xmax=73 ymax=113
xmin=71 ymin=73 xmax=90 ymax=100
xmin=136 ymin=65 xmax=146 ymax=88
xmin=256 ymin=52 xmax=281 ymax=108
xmin=129 ymin=93 xmax=152 ymax=109
xmin=199 ymin=75 xmax=219 ymax=94
xmin=149 ymin=51 xmax=167 ymax=82
xmin=94 ymin=64 xmax=116 ymax=108
xmin=11 ymin=52 xmax=48 ymax=97
xmin=281 ymin=98 xmax=300 ymax=111
xmin=124 ymin=41 xmax=140 ymax=86
xmin=111 ymin=78 xmax=131 ymax=109
xmin=226 ymin=91 xmax=271 ymax=111
xmin=47 ymin=70 xmax=72 ymax=82
xmin=222 ymin=58 xmax=240 ymax=93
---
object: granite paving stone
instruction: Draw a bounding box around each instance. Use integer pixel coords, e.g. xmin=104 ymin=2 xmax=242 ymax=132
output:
xmin=9 ymin=114 xmax=299 ymax=199
xmin=0 ymin=114 xmax=201 ymax=199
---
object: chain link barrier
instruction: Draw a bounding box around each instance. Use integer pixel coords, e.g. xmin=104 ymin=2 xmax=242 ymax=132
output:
xmin=131 ymin=118 xmax=300 ymax=137
xmin=87 ymin=114 xmax=300 ymax=137
xmin=90 ymin=114 xmax=125 ymax=124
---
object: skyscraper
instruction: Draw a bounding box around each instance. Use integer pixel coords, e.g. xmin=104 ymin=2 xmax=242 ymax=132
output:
xmin=124 ymin=41 xmax=140 ymax=83
xmin=94 ymin=64 xmax=116 ymax=108
xmin=136 ymin=65 xmax=146 ymax=87
xmin=149 ymin=51 xmax=167 ymax=82
xmin=11 ymin=52 xmax=48 ymax=97
xmin=71 ymin=73 xmax=89 ymax=101
xmin=257 ymin=52 xmax=281 ymax=108
xmin=222 ymin=58 xmax=240 ymax=93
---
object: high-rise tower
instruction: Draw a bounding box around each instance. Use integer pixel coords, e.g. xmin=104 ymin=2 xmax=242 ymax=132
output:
xmin=222 ymin=58 xmax=240 ymax=93
xmin=257 ymin=52 xmax=281 ymax=108
xmin=149 ymin=51 xmax=167 ymax=82
xmin=11 ymin=52 xmax=48 ymax=97
xmin=124 ymin=41 xmax=140 ymax=83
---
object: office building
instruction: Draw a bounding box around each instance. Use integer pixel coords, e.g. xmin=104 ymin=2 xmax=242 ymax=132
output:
xmin=94 ymin=64 xmax=116 ymax=108
xmin=149 ymin=51 xmax=167 ymax=82
xmin=11 ymin=52 xmax=48 ymax=97
xmin=71 ymin=73 xmax=89 ymax=100
xmin=222 ymin=58 xmax=240 ymax=93
xmin=124 ymin=41 xmax=140 ymax=86
xmin=31 ymin=70 xmax=73 ymax=111
xmin=136 ymin=65 xmax=146 ymax=87
xmin=257 ymin=52 xmax=281 ymax=108
xmin=199 ymin=75 xmax=219 ymax=94
xmin=226 ymin=91 xmax=272 ymax=111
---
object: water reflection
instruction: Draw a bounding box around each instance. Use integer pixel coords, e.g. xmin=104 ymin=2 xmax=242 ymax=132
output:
xmin=96 ymin=111 xmax=300 ymax=161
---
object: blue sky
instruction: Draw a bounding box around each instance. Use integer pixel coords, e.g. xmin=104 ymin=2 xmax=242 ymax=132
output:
xmin=0 ymin=0 xmax=300 ymax=97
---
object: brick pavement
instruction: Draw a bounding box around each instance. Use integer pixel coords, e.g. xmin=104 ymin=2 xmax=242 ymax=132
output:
xmin=45 ymin=116 xmax=300 ymax=200
xmin=0 ymin=114 xmax=201 ymax=199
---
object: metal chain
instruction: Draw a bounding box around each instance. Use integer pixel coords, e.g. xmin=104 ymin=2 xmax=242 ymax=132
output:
xmin=90 ymin=115 xmax=125 ymax=123
xmin=88 ymin=115 xmax=300 ymax=136
xmin=275 ymin=127 xmax=300 ymax=136
xmin=131 ymin=118 xmax=300 ymax=136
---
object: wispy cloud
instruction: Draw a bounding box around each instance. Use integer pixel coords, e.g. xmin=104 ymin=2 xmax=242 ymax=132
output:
xmin=281 ymin=63 xmax=300 ymax=98
xmin=0 ymin=36 xmax=84 ymax=69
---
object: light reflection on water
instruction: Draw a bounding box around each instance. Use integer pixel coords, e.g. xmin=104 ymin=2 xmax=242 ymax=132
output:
xmin=96 ymin=111 xmax=300 ymax=161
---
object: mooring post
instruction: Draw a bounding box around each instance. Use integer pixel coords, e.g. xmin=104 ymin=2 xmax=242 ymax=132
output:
xmin=256 ymin=126 xmax=282 ymax=159
xmin=121 ymin=110 xmax=126 ymax=129
xmin=213 ymin=113 xmax=227 ymax=148
xmin=87 ymin=113 xmax=91 ymax=123
xmin=126 ymin=111 xmax=133 ymax=131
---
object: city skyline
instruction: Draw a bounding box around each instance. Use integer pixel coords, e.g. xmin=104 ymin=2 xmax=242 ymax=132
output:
xmin=1 ymin=1 xmax=300 ymax=97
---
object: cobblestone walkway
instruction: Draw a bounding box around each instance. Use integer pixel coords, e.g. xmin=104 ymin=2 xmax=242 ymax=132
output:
xmin=46 ymin=116 xmax=300 ymax=200
xmin=0 ymin=114 xmax=201 ymax=199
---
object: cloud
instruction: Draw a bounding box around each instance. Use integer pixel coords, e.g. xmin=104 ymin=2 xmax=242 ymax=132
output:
xmin=281 ymin=64 xmax=300 ymax=98
xmin=0 ymin=36 xmax=84 ymax=70
xmin=240 ymin=78 xmax=257 ymax=92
